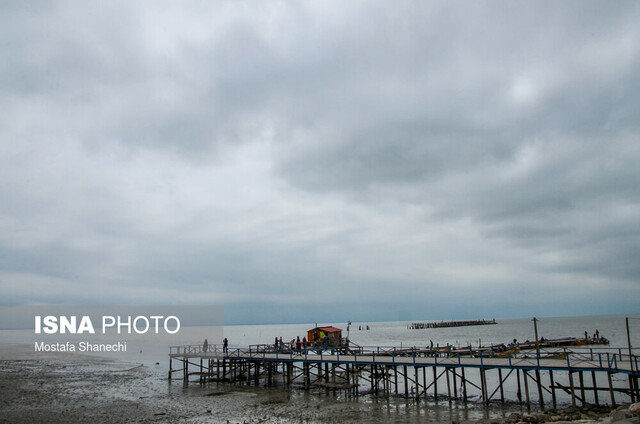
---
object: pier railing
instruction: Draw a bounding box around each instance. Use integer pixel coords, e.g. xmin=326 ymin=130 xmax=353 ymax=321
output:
xmin=169 ymin=344 xmax=640 ymax=375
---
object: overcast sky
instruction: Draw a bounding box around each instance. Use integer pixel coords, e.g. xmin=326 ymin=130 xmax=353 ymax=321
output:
xmin=1 ymin=1 xmax=639 ymax=325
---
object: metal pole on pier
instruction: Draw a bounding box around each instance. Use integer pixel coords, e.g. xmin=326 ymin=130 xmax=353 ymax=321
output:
xmin=626 ymin=317 xmax=637 ymax=402
xmin=627 ymin=318 xmax=633 ymax=367
xmin=532 ymin=317 xmax=540 ymax=358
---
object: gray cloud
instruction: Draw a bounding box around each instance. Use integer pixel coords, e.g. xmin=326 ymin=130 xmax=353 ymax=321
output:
xmin=1 ymin=1 xmax=639 ymax=324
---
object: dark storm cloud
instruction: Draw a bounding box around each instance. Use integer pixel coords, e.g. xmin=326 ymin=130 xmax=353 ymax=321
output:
xmin=1 ymin=1 xmax=639 ymax=322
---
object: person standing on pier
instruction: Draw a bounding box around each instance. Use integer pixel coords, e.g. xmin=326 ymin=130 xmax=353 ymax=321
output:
xmin=203 ymin=338 xmax=208 ymax=353
xmin=223 ymin=338 xmax=228 ymax=353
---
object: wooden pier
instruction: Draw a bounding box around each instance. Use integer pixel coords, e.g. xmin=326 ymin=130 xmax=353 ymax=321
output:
xmin=169 ymin=344 xmax=640 ymax=408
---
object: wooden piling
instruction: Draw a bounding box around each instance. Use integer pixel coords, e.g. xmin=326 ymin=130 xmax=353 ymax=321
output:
xmin=394 ymin=366 xmax=399 ymax=395
xmin=461 ymin=367 xmax=468 ymax=401
xmin=480 ymin=368 xmax=486 ymax=405
xmin=523 ymin=370 xmax=531 ymax=407
xmin=569 ymin=371 xmax=576 ymax=407
xmin=607 ymin=372 xmax=616 ymax=406
xmin=403 ymin=365 xmax=409 ymax=398
xmin=422 ymin=367 xmax=427 ymax=399
xmin=353 ymin=364 xmax=358 ymax=396
xmin=549 ymin=370 xmax=557 ymax=408
xmin=536 ymin=369 xmax=544 ymax=408
xmin=331 ymin=363 xmax=337 ymax=395
xmin=446 ymin=368 xmax=452 ymax=404
xmin=578 ymin=371 xmax=586 ymax=406
xmin=452 ymin=368 xmax=458 ymax=400
xmin=591 ymin=371 xmax=599 ymax=405
xmin=433 ymin=366 xmax=438 ymax=399
xmin=325 ymin=363 xmax=330 ymax=394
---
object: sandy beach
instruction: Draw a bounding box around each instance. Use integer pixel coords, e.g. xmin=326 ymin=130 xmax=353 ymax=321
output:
xmin=3 ymin=356 xmax=640 ymax=424
xmin=0 ymin=353 xmax=515 ymax=424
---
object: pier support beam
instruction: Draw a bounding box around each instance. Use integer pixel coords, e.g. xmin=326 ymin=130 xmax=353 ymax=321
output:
xmin=569 ymin=371 xmax=576 ymax=407
xmin=549 ymin=371 xmax=557 ymax=409
xmin=516 ymin=369 xmax=522 ymax=404
xmin=535 ymin=369 xmax=544 ymax=409
xmin=579 ymin=371 xmax=586 ymax=406
xmin=480 ymin=368 xmax=488 ymax=405
xmin=403 ymin=366 xmax=408 ymax=398
xmin=591 ymin=371 xmax=599 ymax=405
xmin=608 ymin=372 xmax=616 ymax=407
xmin=523 ymin=370 xmax=531 ymax=407
xmin=422 ymin=367 xmax=427 ymax=400
xmin=446 ymin=368 xmax=452 ymax=404
xmin=433 ymin=366 xmax=438 ymax=400
xmin=461 ymin=367 xmax=468 ymax=401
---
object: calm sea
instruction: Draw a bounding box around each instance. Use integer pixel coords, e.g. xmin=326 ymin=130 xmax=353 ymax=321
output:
xmin=3 ymin=313 xmax=638 ymax=360
xmin=222 ymin=314 xmax=640 ymax=353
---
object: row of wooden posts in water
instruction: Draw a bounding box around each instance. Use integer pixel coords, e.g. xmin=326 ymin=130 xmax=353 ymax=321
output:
xmin=409 ymin=319 xmax=497 ymax=330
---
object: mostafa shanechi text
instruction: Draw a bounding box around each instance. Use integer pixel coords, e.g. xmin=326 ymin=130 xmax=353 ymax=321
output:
xmin=34 ymin=341 xmax=127 ymax=352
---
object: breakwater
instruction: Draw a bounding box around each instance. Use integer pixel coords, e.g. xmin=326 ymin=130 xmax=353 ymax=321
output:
xmin=409 ymin=319 xmax=497 ymax=330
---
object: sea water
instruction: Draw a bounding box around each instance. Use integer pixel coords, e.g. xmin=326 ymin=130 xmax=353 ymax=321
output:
xmin=223 ymin=314 xmax=640 ymax=351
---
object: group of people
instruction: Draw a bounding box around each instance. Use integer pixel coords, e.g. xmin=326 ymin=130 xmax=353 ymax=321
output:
xmin=586 ymin=329 xmax=600 ymax=340
xmin=201 ymin=337 xmax=228 ymax=354
xmin=199 ymin=332 xmax=339 ymax=356
xmin=272 ymin=334 xmax=331 ymax=354
xmin=274 ymin=336 xmax=308 ymax=353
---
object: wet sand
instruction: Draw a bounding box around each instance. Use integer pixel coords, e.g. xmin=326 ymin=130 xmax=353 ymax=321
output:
xmin=5 ymin=344 xmax=625 ymax=424
xmin=0 ymin=354 xmax=521 ymax=423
